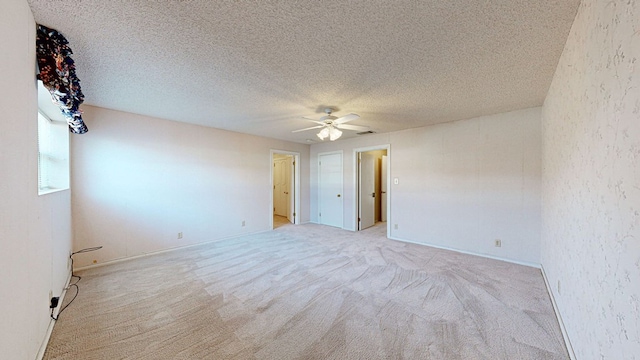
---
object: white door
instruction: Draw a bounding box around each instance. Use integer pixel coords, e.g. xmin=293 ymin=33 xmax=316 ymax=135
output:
xmin=381 ymin=154 xmax=388 ymax=222
xmin=273 ymin=158 xmax=287 ymax=216
xmin=319 ymin=153 xmax=343 ymax=228
xmin=358 ymin=152 xmax=376 ymax=230
xmin=286 ymin=156 xmax=295 ymax=223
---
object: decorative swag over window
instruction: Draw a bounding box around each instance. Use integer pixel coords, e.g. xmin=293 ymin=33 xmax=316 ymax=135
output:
xmin=36 ymin=24 xmax=88 ymax=134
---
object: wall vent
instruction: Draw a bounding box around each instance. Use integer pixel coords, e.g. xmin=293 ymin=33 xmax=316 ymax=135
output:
xmin=356 ymin=130 xmax=376 ymax=135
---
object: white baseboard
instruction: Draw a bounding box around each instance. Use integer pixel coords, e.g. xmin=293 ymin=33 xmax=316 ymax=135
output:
xmin=74 ymin=229 xmax=272 ymax=272
xmin=540 ymin=265 xmax=576 ymax=360
xmin=36 ymin=272 xmax=72 ymax=360
xmin=387 ymin=235 xmax=540 ymax=268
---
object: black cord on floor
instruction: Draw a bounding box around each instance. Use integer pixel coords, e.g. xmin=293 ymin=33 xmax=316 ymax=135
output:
xmin=51 ymin=284 xmax=78 ymax=320
xmin=51 ymin=246 xmax=103 ymax=321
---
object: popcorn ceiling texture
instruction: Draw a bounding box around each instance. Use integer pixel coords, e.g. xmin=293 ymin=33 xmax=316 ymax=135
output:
xmin=541 ymin=0 xmax=640 ymax=359
xmin=27 ymin=0 xmax=579 ymax=143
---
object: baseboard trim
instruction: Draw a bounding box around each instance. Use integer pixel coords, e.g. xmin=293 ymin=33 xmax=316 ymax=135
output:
xmin=387 ymin=235 xmax=540 ymax=268
xmin=74 ymin=229 xmax=272 ymax=272
xmin=36 ymin=272 xmax=72 ymax=360
xmin=540 ymin=265 xmax=576 ymax=360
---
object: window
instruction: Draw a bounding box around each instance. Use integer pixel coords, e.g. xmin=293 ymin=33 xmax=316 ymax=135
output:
xmin=37 ymin=109 xmax=69 ymax=195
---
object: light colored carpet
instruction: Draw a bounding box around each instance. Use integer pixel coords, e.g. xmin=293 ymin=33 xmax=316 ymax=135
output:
xmin=44 ymin=223 xmax=568 ymax=359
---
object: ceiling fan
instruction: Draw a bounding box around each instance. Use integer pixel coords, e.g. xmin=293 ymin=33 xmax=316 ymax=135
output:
xmin=292 ymin=108 xmax=369 ymax=141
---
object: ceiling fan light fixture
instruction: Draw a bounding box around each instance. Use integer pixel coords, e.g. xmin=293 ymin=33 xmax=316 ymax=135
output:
xmin=317 ymin=127 xmax=330 ymax=140
xmin=328 ymin=127 xmax=342 ymax=141
xmin=300 ymin=110 xmax=360 ymax=141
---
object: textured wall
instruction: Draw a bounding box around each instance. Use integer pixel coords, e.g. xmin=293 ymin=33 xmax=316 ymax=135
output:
xmin=0 ymin=0 xmax=73 ymax=358
xmin=311 ymin=107 xmax=542 ymax=266
xmin=71 ymin=106 xmax=310 ymax=268
xmin=541 ymin=0 xmax=640 ymax=358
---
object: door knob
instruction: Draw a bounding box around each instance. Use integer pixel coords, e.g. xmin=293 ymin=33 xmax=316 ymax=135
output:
xmin=337 ymin=194 xmax=341 ymax=197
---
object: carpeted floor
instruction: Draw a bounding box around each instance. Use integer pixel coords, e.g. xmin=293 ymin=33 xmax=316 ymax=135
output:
xmin=44 ymin=223 xmax=568 ymax=359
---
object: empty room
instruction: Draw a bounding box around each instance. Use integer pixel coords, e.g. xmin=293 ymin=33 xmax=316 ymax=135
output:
xmin=2 ymin=0 xmax=638 ymax=359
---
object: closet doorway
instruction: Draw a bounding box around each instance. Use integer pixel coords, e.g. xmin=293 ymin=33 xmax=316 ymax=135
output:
xmin=271 ymin=150 xmax=300 ymax=229
xmin=355 ymin=146 xmax=389 ymax=232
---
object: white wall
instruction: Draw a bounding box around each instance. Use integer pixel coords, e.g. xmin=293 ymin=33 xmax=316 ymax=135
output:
xmin=541 ymin=0 xmax=640 ymax=358
xmin=0 ymin=1 xmax=73 ymax=358
xmin=71 ymin=105 xmax=310 ymax=268
xmin=311 ymin=107 xmax=542 ymax=265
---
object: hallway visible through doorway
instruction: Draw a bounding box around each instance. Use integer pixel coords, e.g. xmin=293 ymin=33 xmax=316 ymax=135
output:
xmin=271 ymin=150 xmax=300 ymax=230
xmin=273 ymin=215 xmax=292 ymax=229
xmin=356 ymin=147 xmax=388 ymax=231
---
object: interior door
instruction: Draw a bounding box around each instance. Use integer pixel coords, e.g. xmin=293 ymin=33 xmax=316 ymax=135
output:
xmin=273 ymin=158 xmax=287 ymax=216
xmin=318 ymin=153 xmax=343 ymax=228
xmin=381 ymin=154 xmax=388 ymax=222
xmin=358 ymin=152 xmax=376 ymax=230
xmin=286 ymin=156 xmax=294 ymax=223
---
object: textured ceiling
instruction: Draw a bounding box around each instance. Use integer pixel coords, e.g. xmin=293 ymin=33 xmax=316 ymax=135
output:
xmin=28 ymin=0 xmax=580 ymax=143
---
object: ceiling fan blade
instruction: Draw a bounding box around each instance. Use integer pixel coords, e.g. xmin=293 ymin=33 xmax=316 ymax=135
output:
xmin=337 ymin=124 xmax=369 ymax=131
xmin=302 ymin=117 xmax=325 ymax=125
xmin=334 ymin=113 xmax=360 ymax=124
xmin=291 ymin=125 xmax=324 ymax=133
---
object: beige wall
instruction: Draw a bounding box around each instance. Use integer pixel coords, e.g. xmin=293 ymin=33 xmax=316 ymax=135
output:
xmin=311 ymin=107 xmax=542 ymax=266
xmin=0 ymin=1 xmax=73 ymax=358
xmin=70 ymin=105 xmax=310 ymax=268
xmin=541 ymin=0 xmax=640 ymax=358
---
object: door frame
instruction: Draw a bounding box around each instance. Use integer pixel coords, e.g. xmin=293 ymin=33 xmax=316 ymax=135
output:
xmin=270 ymin=150 xmax=300 ymax=228
xmin=317 ymin=150 xmax=344 ymax=229
xmin=353 ymin=144 xmax=390 ymax=236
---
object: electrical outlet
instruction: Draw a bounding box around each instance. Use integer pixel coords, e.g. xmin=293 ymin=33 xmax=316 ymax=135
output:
xmin=494 ymin=239 xmax=502 ymax=247
xmin=177 ymin=232 xmax=183 ymax=239
xmin=394 ymin=224 xmax=398 ymax=230
xmin=242 ymin=220 xmax=246 ymax=227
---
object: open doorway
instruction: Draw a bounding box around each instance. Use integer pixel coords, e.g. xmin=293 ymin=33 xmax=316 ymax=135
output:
xmin=270 ymin=150 xmax=300 ymax=229
xmin=355 ymin=146 xmax=389 ymax=232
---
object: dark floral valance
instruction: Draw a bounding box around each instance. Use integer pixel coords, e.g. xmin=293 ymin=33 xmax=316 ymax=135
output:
xmin=36 ymin=24 xmax=88 ymax=134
